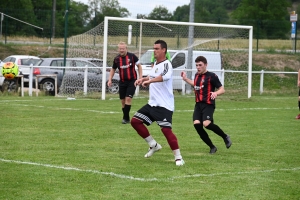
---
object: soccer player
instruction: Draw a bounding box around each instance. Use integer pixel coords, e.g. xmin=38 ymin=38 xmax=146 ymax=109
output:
xmin=181 ymin=56 xmax=232 ymax=154
xmin=131 ymin=39 xmax=185 ymax=166
xmin=296 ymin=67 xmax=300 ymax=119
xmin=107 ymin=42 xmax=143 ymax=124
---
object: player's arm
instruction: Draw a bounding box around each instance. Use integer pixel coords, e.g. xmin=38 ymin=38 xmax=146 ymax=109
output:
xmin=181 ymin=71 xmax=194 ymax=86
xmin=136 ymin=62 xmax=143 ymax=79
xmin=107 ymin=67 xmax=116 ymax=87
xmin=135 ymin=76 xmax=149 ymax=86
xmin=210 ymin=86 xmax=225 ymax=100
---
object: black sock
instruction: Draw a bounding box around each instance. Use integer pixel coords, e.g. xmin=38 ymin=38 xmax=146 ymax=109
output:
xmin=124 ymin=104 xmax=131 ymax=120
xmin=122 ymin=107 xmax=125 ymax=119
xmin=298 ymin=101 xmax=300 ymax=111
xmin=194 ymin=124 xmax=215 ymax=148
xmin=206 ymin=123 xmax=227 ymax=139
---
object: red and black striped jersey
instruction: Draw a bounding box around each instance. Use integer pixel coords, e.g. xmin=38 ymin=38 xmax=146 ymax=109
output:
xmin=193 ymin=71 xmax=222 ymax=105
xmin=112 ymin=52 xmax=139 ymax=82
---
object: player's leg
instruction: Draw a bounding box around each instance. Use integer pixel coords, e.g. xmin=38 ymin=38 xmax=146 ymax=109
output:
xmin=152 ymin=107 xmax=184 ymax=166
xmin=123 ymin=80 xmax=136 ymax=123
xmin=131 ymin=104 xmax=161 ymax=158
xmin=193 ymin=103 xmax=216 ymax=153
xmin=202 ymin=104 xmax=232 ymax=149
xmin=119 ymin=82 xmax=127 ymax=123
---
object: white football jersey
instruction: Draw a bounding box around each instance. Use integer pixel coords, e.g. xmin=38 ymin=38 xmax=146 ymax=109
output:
xmin=148 ymin=60 xmax=174 ymax=111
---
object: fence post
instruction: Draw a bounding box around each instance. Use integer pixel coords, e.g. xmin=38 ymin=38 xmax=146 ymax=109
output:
xmin=83 ymin=65 xmax=88 ymax=96
xmin=221 ymin=68 xmax=225 ymax=86
xmin=28 ymin=64 xmax=33 ymax=96
xmin=181 ymin=79 xmax=185 ymax=95
xmin=260 ymin=70 xmax=264 ymax=94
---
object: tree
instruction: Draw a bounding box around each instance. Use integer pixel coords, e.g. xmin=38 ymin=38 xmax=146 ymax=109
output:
xmin=194 ymin=0 xmax=229 ymax=23
xmin=147 ymin=5 xmax=173 ymax=20
xmin=173 ymin=5 xmax=190 ymax=22
xmin=87 ymin=0 xmax=130 ymax=26
xmin=232 ymin=0 xmax=292 ymax=39
xmin=0 ymin=0 xmax=38 ymax=36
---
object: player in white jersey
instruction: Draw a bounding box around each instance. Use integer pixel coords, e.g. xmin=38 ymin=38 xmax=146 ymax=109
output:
xmin=131 ymin=39 xmax=184 ymax=166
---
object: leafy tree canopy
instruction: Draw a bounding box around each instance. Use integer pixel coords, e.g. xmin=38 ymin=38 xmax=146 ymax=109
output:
xmin=147 ymin=5 xmax=173 ymax=20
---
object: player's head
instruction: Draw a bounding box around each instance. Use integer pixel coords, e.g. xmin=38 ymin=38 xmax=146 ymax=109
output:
xmin=195 ymin=56 xmax=208 ymax=74
xmin=118 ymin=41 xmax=127 ymax=57
xmin=153 ymin=40 xmax=167 ymax=61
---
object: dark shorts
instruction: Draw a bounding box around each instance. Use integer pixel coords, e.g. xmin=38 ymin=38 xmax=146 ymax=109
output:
xmin=119 ymin=79 xmax=136 ymax=99
xmin=133 ymin=104 xmax=173 ymax=128
xmin=193 ymin=102 xmax=215 ymax=123
xmin=298 ymin=88 xmax=300 ymax=96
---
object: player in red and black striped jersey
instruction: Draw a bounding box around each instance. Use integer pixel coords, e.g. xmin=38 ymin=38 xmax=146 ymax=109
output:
xmin=107 ymin=42 xmax=143 ymax=124
xmin=181 ymin=56 xmax=232 ymax=154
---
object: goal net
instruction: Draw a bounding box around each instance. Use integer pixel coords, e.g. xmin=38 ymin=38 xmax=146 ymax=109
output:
xmin=61 ymin=17 xmax=253 ymax=99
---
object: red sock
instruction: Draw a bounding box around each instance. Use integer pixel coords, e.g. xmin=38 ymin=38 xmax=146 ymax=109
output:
xmin=161 ymin=127 xmax=179 ymax=150
xmin=131 ymin=118 xmax=150 ymax=139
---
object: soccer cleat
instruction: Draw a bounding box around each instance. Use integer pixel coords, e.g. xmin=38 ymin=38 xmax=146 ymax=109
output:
xmin=122 ymin=119 xmax=130 ymax=124
xmin=175 ymin=159 xmax=185 ymax=166
xmin=296 ymin=114 xmax=300 ymax=119
xmin=144 ymin=143 xmax=162 ymax=158
xmin=224 ymin=135 xmax=232 ymax=149
xmin=210 ymin=146 xmax=217 ymax=154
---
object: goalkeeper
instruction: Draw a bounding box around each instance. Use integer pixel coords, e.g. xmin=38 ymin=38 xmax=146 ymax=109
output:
xmin=181 ymin=56 xmax=232 ymax=154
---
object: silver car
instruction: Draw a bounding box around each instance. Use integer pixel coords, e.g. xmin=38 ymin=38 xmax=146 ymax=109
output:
xmin=34 ymin=58 xmax=119 ymax=95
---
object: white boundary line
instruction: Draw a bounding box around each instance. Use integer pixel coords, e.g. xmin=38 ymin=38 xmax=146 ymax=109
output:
xmin=1 ymin=158 xmax=299 ymax=182
xmin=5 ymin=103 xmax=297 ymax=114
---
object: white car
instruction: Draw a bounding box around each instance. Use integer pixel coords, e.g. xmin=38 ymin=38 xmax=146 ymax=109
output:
xmin=0 ymin=55 xmax=40 ymax=91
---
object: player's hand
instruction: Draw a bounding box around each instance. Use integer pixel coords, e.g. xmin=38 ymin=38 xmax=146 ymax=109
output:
xmin=142 ymin=80 xmax=150 ymax=87
xmin=181 ymin=71 xmax=186 ymax=78
xmin=134 ymin=79 xmax=143 ymax=86
xmin=210 ymin=92 xmax=218 ymax=100
xmin=107 ymin=80 xmax=111 ymax=87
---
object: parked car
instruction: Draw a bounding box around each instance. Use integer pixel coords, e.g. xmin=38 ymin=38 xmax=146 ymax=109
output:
xmin=74 ymin=57 xmax=116 ymax=73
xmin=140 ymin=50 xmax=222 ymax=90
xmin=0 ymin=55 xmax=40 ymax=92
xmin=33 ymin=58 xmax=119 ymax=95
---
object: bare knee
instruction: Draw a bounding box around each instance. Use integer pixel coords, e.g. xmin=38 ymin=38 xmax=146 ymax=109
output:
xmin=202 ymin=120 xmax=211 ymax=127
xmin=193 ymin=120 xmax=201 ymax=125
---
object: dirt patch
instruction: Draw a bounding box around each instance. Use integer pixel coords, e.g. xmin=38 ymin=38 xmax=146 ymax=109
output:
xmin=253 ymin=54 xmax=300 ymax=71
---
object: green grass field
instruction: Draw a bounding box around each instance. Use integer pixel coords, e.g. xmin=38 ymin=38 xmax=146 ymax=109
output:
xmin=0 ymin=94 xmax=299 ymax=199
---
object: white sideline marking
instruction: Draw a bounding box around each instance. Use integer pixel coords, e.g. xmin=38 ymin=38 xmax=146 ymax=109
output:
xmin=1 ymin=158 xmax=299 ymax=182
xmin=4 ymin=102 xmax=297 ymax=114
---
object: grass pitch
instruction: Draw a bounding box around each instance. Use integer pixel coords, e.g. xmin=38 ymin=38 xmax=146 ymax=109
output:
xmin=0 ymin=94 xmax=299 ymax=199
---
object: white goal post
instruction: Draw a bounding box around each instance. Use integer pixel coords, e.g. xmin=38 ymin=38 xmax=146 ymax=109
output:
xmin=101 ymin=17 xmax=253 ymax=100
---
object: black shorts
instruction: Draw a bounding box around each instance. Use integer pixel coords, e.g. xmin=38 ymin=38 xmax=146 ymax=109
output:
xmin=133 ymin=104 xmax=173 ymax=128
xmin=193 ymin=102 xmax=215 ymax=123
xmin=119 ymin=79 xmax=136 ymax=99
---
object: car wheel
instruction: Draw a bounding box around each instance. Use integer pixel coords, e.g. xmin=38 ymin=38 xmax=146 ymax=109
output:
xmin=107 ymin=79 xmax=119 ymax=94
xmin=40 ymin=78 xmax=55 ymax=96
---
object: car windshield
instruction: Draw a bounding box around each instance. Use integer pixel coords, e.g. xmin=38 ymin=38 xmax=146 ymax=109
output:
xmin=21 ymin=58 xmax=41 ymax=65
xmin=139 ymin=51 xmax=153 ymax=65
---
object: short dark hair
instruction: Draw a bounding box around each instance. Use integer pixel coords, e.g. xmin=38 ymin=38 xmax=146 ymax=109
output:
xmin=195 ymin=56 xmax=207 ymax=64
xmin=154 ymin=39 xmax=167 ymax=53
